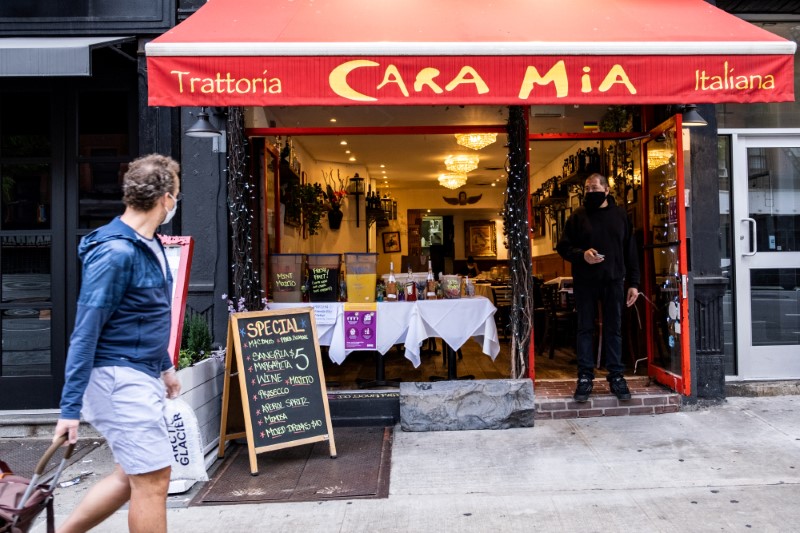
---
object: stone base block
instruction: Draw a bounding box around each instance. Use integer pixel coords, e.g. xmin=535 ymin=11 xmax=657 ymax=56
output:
xmin=399 ymin=379 xmax=535 ymax=431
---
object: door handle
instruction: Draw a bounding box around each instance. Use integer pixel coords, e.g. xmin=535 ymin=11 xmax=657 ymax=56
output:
xmin=742 ymin=218 xmax=757 ymax=256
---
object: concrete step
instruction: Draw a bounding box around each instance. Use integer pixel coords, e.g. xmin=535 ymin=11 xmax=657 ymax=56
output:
xmin=534 ymin=377 xmax=680 ymax=419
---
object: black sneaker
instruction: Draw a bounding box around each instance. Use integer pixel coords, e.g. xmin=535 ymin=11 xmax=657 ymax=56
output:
xmin=609 ymin=376 xmax=632 ymax=400
xmin=573 ymin=377 xmax=593 ymax=403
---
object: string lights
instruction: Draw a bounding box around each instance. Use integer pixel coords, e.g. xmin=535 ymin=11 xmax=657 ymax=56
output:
xmin=503 ymin=106 xmax=534 ymax=378
xmin=226 ymin=106 xmax=262 ymax=311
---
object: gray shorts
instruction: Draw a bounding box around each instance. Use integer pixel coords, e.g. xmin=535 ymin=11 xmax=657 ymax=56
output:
xmin=82 ymin=366 xmax=172 ymax=475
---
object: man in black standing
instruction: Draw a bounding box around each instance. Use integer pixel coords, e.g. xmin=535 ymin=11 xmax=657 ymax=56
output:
xmin=556 ymin=173 xmax=639 ymax=402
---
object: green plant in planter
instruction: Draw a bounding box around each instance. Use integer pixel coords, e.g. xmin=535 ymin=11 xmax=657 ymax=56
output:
xmin=178 ymin=314 xmax=213 ymax=370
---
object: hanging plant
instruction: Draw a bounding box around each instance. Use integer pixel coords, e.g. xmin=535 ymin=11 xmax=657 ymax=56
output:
xmin=599 ymin=106 xmax=633 ymax=133
xmin=295 ymin=182 xmax=326 ymax=236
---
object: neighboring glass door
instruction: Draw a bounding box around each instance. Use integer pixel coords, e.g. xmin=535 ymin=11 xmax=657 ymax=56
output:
xmin=642 ymin=116 xmax=691 ymax=395
xmin=729 ymin=133 xmax=800 ymax=379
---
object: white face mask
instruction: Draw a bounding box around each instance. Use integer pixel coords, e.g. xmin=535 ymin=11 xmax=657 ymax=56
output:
xmin=162 ymin=193 xmax=179 ymax=225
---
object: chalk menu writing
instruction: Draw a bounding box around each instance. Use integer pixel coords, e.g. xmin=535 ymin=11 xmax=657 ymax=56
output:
xmin=309 ymin=267 xmax=339 ymax=301
xmin=273 ymin=271 xmax=297 ymax=292
xmin=234 ymin=309 xmax=330 ymax=450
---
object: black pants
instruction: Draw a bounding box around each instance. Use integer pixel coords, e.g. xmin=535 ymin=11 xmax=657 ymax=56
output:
xmin=574 ymin=279 xmax=625 ymax=380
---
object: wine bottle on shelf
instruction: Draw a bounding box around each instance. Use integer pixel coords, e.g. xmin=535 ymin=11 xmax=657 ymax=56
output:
xmin=405 ymin=264 xmax=417 ymax=302
xmin=386 ymin=261 xmax=398 ymax=301
xmin=426 ymin=260 xmax=436 ymax=299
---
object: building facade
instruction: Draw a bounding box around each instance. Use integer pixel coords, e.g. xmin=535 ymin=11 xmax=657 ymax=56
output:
xmin=0 ymin=0 xmax=797 ymax=410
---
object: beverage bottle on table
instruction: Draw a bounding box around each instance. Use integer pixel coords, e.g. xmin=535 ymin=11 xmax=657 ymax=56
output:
xmin=339 ymin=264 xmax=347 ymax=302
xmin=405 ymin=265 xmax=417 ymax=301
xmin=385 ymin=261 xmax=398 ymax=301
xmin=376 ymin=281 xmax=385 ymax=302
xmin=426 ymin=260 xmax=437 ymax=299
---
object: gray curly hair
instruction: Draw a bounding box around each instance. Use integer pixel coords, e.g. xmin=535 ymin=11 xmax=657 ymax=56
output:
xmin=122 ymin=154 xmax=180 ymax=211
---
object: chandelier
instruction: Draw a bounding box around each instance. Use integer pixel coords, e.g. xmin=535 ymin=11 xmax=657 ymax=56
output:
xmin=444 ymin=153 xmax=479 ymax=173
xmin=454 ymin=133 xmax=497 ymax=150
xmin=438 ymin=172 xmax=468 ymax=190
xmin=647 ymin=149 xmax=673 ymax=169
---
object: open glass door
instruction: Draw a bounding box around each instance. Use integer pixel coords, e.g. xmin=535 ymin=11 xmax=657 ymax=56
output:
xmin=729 ymin=133 xmax=800 ymax=379
xmin=642 ymin=116 xmax=691 ymax=394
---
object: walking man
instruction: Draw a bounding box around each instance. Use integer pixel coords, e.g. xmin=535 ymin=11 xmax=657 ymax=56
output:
xmin=556 ymin=173 xmax=640 ymax=402
xmin=53 ymin=154 xmax=182 ymax=533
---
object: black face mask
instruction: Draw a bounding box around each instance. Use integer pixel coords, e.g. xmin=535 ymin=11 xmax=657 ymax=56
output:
xmin=584 ymin=191 xmax=607 ymax=210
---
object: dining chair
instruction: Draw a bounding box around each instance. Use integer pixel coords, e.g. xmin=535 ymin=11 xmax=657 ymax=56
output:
xmin=539 ymin=283 xmax=576 ymax=359
xmin=491 ymin=285 xmax=513 ymax=341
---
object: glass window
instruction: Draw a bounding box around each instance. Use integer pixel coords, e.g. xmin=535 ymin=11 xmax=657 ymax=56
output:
xmin=646 ymin=127 xmax=683 ymax=374
xmin=718 ymin=135 xmax=737 ymax=374
xmin=1 ymin=308 xmax=51 ymax=377
xmin=0 ymin=92 xmax=51 ymax=157
xmin=0 ymin=163 xmax=51 ymax=230
xmin=750 ymin=268 xmax=800 ymax=346
xmin=78 ymin=161 xmax=126 ymax=229
xmin=747 ymin=147 xmax=800 ymax=253
xmin=1 ymin=235 xmax=51 ymax=304
xmin=78 ymin=91 xmax=130 ymax=156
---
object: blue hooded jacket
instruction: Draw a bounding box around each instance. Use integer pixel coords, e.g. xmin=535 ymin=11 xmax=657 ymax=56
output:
xmin=60 ymin=217 xmax=174 ymax=419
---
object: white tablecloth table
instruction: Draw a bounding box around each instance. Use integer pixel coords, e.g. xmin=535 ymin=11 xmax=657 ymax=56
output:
xmin=472 ymin=283 xmax=495 ymax=305
xmin=267 ymin=296 xmax=499 ymax=369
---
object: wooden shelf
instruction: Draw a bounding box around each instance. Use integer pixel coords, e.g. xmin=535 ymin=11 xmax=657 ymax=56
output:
xmin=559 ymin=170 xmax=594 ymax=188
xmin=532 ymin=196 xmax=568 ymax=208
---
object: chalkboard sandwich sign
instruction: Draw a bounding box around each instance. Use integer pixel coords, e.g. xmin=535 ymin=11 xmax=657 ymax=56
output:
xmin=218 ymin=307 xmax=337 ymax=475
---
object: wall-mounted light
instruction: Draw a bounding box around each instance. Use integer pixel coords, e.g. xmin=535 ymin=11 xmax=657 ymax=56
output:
xmin=680 ymin=104 xmax=707 ymax=127
xmin=348 ymin=173 xmax=365 ymax=227
xmin=186 ymin=107 xmax=227 ymax=153
xmin=185 ymin=107 xmax=222 ymax=137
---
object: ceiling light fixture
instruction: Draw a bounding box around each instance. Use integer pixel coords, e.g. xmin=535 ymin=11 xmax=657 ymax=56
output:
xmin=438 ymin=172 xmax=468 ymax=190
xmin=444 ymin=153 xmax=479 ymax=173
xmin=454 ymin=133 xmax=497 ymax=150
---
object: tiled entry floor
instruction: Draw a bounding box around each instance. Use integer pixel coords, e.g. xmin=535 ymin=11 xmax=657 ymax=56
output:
xmin=534 ymin=376 xmax=681 ymax=420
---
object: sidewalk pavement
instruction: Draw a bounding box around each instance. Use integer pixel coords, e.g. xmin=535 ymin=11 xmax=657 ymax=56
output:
xmin=32 ymin=396 xmax=800 ymax=532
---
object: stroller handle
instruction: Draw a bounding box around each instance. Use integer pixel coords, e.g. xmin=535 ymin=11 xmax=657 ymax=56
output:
xmin=35 ymin=435 xmax=75 ymax=476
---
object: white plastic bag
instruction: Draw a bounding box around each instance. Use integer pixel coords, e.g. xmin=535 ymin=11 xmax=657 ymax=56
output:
xmin=163 ymin=398 xmax=208 ymax=482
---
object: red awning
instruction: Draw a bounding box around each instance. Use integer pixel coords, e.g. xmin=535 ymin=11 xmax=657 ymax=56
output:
xmin=146 ymin=0 xmax=796 ymax=107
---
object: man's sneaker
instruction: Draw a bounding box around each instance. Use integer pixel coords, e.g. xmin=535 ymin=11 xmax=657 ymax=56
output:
xmin=573 ymin=377 xmax=593 ymax=403
xmin=609 ymin=376 xmax=632 ymax=400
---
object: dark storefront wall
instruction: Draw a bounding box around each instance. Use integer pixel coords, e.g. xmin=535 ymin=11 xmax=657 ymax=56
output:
xmin=0 ymin=50 xmax=138 ymax=409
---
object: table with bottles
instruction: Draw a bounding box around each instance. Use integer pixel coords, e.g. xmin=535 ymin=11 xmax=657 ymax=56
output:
xmin=267 ymin=296 xmax=500 ymax=370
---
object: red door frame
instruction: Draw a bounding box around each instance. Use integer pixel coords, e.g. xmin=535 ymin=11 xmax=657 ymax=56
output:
xmin=642 ymin=115 xmax=692 ymax=395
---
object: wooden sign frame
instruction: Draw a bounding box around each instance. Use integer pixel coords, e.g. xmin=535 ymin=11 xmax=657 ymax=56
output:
xmin=217 ymin=308 xmax=337 ymax=475
xmin=159 ymin=235 xmax=194 ymax=367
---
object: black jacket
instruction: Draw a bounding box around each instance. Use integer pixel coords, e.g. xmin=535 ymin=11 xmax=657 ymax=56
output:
xmin=556 ymin=196 xmax=640 ymax=288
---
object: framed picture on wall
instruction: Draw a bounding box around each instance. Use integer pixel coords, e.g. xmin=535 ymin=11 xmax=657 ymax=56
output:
xmin=551 ymin=222 xmax=560 ymax=251
xmin=382 ymin=231 xmax=401 ymax=253
xmin=464 ymin=220 xmax=497 ymax=258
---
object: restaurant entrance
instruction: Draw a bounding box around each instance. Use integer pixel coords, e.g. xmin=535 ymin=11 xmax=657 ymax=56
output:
xmin=245 ymin=105 xmax=697 ymax=392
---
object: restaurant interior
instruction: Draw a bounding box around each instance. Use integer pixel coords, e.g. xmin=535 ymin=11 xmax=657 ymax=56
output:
xmin=250 ymin=104 xmax=652 ymax=388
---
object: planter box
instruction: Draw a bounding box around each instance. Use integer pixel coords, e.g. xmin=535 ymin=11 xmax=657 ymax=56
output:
xmin=168 ymin=355 xmax=225 ymax=494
